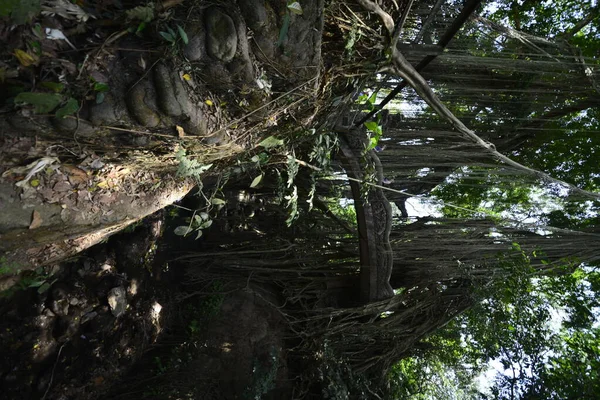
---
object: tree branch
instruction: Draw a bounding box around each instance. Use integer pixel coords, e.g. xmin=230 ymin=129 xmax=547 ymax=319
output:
xmin=561 ymin=6 xmax=600 ymax=40
xmin=386 ymin=49 xmax=600 ymax=201
xmin=355 ymin=0 xmax=395 ymax=36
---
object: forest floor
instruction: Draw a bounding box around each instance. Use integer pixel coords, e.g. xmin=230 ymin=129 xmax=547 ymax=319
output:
xmin=0 ymin=198 xmax=290 ymax=400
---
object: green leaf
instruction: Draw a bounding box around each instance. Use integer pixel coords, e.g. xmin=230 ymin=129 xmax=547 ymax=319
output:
xmin=136 ymin=22 xmax=147 ymax=34
xmin=195 ymin=230 xmax=203 ymax=240
xmin=250 ymin=174 xmax=263 ymax=188
xmin=55 ymin=98 xmax=79 ymax=118
xmin=177 ymin=24 xmax=189 ymax=45
xmin=37 ymin=281 xmax=51 ymax=294
xmin=364 ymin=121 xmax=379 ymax=133
xmin=96 ymin=92 xmax=105 ymax=104
xmin=211 ymin=198 xmax=226 ymax=206
xmin=258 ymin=136 xmax=284 ymax=148
xmin=159 ymin=31 xmax=175 ymax=43
xmin=0 ymin=0 xmax=40 ymax=25
xmin=368 ymin=91 xmax=377 ymax=105
xmin=14 ymin=92 xmax=63 ymax=114
xmin=368 ymin=136 xmax=379 ymax=150
xmin=277 ymin=12 xmax=291 ymax=47
xmin=199 ymin=220 xmax=213 ymax=229
xmin=40 ymin=82 xmax=65 ymax=93
xmin=174 ymin=226 xmax=193 ymax=236
xmin=93 ymin=82 xmax=110 ymax=92
xmin=125 ymin=4 xmax=154 ymax=22
xmin=28 ymin=279 xmax=45 ymax=288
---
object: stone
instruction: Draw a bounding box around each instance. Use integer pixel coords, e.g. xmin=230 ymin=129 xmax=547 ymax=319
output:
xmin=107 ymin=286 xmax=127 ymax=317
xmin=126 ymin=80 xmax=161 ymax=127
xmin=205 ymin=8 xmax=237 ymax=62
xmin=153 ymin=64 xmax=190 ymax=117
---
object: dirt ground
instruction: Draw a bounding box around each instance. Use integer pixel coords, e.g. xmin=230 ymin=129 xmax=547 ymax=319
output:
xmin=0 ymin=207 xmax=290 ymax=400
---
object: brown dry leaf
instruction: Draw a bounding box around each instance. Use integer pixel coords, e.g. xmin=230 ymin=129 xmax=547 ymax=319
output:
xmin=176 ymin=125 xmax=185 ymax=138
xmin=29 ymin=210 xmax=43 ymax=230
xmin=93 ymin=376 xmax=104 ymax=386
xmin=63 ymin=165 xmax=88 ymax=185
xmin=53 ymin=180 xmax=71 ymax=193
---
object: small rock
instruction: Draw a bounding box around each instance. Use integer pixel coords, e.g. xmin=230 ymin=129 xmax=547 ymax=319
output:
xmin=205 ymin=8 xmax=237 ymax=62
xmin=107 ymin=286 xmax=127 ymax=317
xmin=126 ymin=80 xmax=161 ymax=127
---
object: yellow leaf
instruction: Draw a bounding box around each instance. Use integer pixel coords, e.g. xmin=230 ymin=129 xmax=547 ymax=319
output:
xmin=182 ymin=73 xmax=191 ymax=81
xmin=205 ymin=99 xmax=214 ymax=106
xmin=30 ymin=179 xmax=40 ymax=187
xmin=96 ymin=181 xmax=109 ymax=189
xmin=14 ymin=49 xmax=38 ymax=67
xmin=176 ymin=125 xmax=185 ymax=137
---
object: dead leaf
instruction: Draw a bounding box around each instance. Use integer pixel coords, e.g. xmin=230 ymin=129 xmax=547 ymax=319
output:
xmin=138 ymin=56 xmax=146 ymax=70
xmin=63 ymin=165 xmax=88 ymax=185
xmin=14 ymin=49 xmax=39 ymax=67
xmin=53 ymin=180 xmax=71 ymax=192
xmin=93 ymin=376 xmax=104 ymax=386
xmin=176 ymin=125 xmax=185 ymax=138
xmin=29 ymin=210 xmax=43 ymax=230
xmin=96 ymin=181 xmax=109 ymax=189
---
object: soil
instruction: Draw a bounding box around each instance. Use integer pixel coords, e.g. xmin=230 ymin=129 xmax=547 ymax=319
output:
xmin=0 ymin=203 xmax=290 ymax=400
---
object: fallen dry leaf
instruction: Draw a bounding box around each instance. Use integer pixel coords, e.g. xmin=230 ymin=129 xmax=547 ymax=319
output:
xmin=63 ymin=165 xmax=88 ymax=186
xmin=93 ymin=376 xmax=104 ymax=386
xmin=176 ymin=125 xmax=185 ymax=138
xmin=14 ymin=49 xmax=39 ymax=67
xmin=29 ymin=210 xmax=43 ymax=229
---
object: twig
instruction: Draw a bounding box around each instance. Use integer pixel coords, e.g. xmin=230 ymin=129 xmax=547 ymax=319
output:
xmin=99 ymin=125 xmax=175 ymax=138
xmin=126 ymin=58 xmax=162 ymax=94
xmin=216 ymin=77 xmax=317 ymax=142
xmin=41 ymin=342 xmax=66 ymax=400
